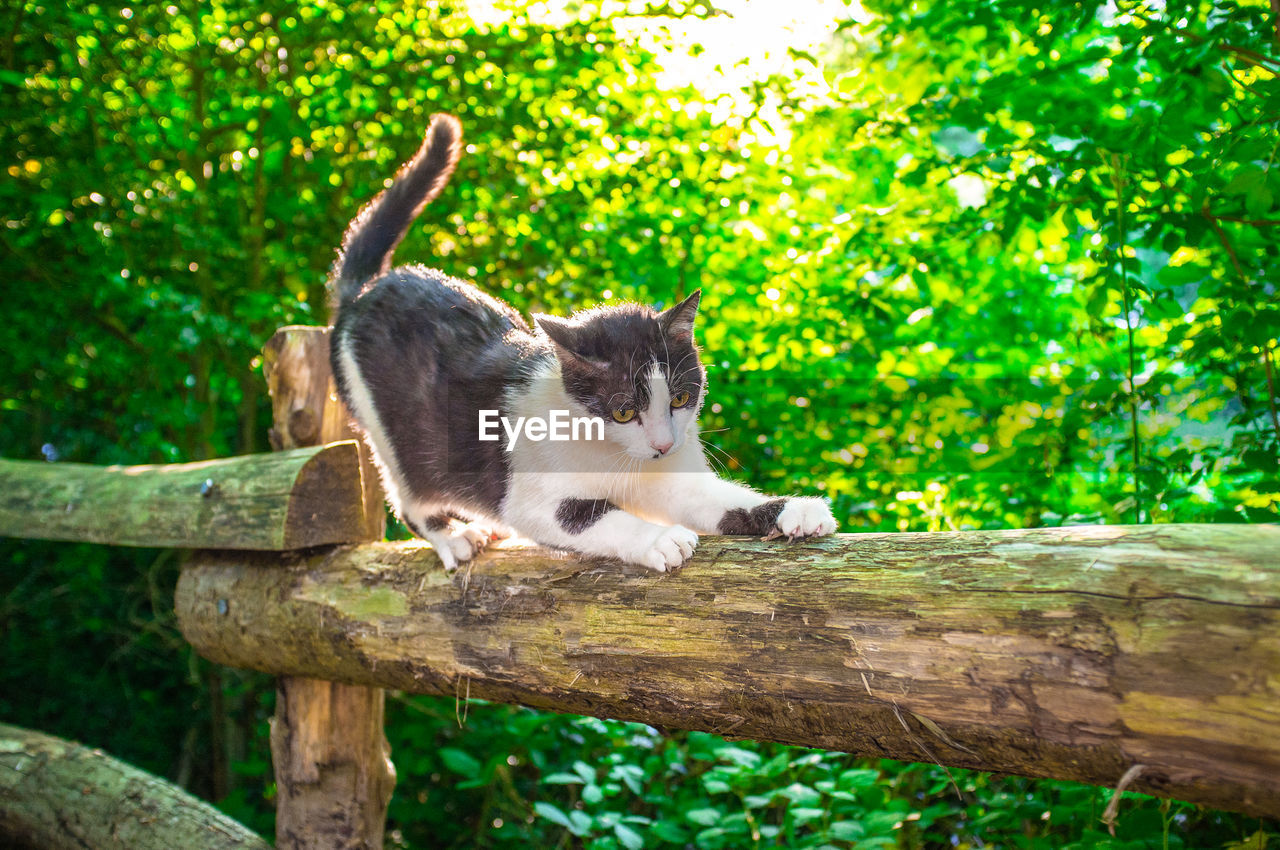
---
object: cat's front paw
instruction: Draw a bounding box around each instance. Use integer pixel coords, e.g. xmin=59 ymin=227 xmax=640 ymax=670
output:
xmin=633 ymin=525 xmax=698 ymax=573
xmin=773 ymin=498 xmax=837 ymax=541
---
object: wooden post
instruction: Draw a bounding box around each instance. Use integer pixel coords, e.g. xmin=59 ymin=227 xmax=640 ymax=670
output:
xmin=262 ymin=326 xmax=394 ymax=850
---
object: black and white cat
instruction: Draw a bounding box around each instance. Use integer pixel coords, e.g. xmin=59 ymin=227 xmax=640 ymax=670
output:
xmin=330 ymin=114 xmax=836 ymax=572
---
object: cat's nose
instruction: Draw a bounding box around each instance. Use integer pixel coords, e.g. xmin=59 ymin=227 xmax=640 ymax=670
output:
xmin=650 ymin=438 xmax=673 ymax=456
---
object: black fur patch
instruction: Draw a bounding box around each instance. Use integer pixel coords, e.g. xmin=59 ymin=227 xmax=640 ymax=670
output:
xmin=555 ymin=498 xmax=617 ymax=534
xmin=717 ymin=498 xmax=787 ymax=535
xmin=404 ymin=514 xmax=449 ymax=538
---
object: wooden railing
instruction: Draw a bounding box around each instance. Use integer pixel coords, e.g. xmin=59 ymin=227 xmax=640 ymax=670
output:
xmin=2 ymin=325 xmax=1278 ymax=849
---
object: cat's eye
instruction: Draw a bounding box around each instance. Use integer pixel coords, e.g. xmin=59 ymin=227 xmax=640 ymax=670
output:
xmin=670 ymin=391 xmax=691 ymax=408
xmin=611 ymin=408 xmax=636 ymax=423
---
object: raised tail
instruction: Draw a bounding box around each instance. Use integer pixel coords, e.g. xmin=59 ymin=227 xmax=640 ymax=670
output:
xmin=332 ymin=113 xmax=462 ymax=309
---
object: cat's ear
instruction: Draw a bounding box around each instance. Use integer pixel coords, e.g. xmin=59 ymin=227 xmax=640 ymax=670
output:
xmin=533 ymin=314 xmax=579 ymax=351
xmin=535 ymin=314 xmax=607 ymax=370
xmin=659 ymin=290 xmax=701 ymax=344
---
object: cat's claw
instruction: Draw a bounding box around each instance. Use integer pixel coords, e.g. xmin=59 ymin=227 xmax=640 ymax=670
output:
xmin=774 ymin=498 xmax=837 ymax=541
xmin=635 ymin=525 xmax=698 ymax=573
xmin=426 ymin=521 xmax=501 ymax=573
xmin=485 ymin=523 xmax=515 ymax=541
xmin=458 ymin=522 xmax=498 ymax=550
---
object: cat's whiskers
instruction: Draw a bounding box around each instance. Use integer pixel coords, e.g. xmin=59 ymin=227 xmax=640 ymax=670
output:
xmin=622 ymin=455 xmax=642 ymax=510
xmin=659 ymin=326 xmax=672 ymax=378
xmin=701 ymin=443 xmax=730 ymax=476
xmin=599 ymin=447 xmax=634 ymax=505
xmin=624 ymin=347 xmax=647 ymax=404
xmin=700 ymin=436 xmax=740 ymax=477
xmin=608 ymin=457 xmax=630 ymax=509
xmin=610 ymin=450 xmax=642 ymax=510
xmin=668 ymin=349 xmax=698 ymax=378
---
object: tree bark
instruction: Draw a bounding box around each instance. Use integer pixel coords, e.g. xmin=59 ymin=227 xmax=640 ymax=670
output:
xmin=262 ymin=325 xmax=393 ymax=850
xmin=270 ymin=680 xmax=392 ymax=850
xmin=0 ymin=723 xmax=269 ymax=850
xmin=0 ymin=442 xmax=367 ymax=550
xmin=176 ymin=523 xmax=1280 ymax=818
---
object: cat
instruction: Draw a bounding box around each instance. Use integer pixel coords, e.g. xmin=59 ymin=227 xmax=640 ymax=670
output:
xmin=329 ymin=113 xmax=837 ymax=573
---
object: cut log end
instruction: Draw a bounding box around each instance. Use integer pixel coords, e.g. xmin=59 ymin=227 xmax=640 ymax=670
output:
xmin=0 ymin=443 xmax=369 ymax=551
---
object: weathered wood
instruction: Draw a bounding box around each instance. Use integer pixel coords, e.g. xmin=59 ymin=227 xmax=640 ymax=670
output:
xmin=0 ymin=722 xmax=269 ymax=850
xmin=0 ymin=442 xmax=366 ymax=550
xmin=262 ymin=325 xmax=394 ymax=850
xmin=270 ymin=680 xmax=393 ymax=850
xmin=264 ymin=325 xmax=385 ymax=542
xmin=176 ymin=524 xmax=1280 ymax=818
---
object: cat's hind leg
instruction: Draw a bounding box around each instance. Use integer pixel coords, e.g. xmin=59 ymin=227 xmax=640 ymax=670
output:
xmin=404 ymin=509 xmax=499 ymax=572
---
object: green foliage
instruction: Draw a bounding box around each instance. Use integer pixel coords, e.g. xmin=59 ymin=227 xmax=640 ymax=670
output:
xmin=1 ymin=0 xmax=1277 ymax=848
xmin=374 ymin=700 xmax=1274 ymax=849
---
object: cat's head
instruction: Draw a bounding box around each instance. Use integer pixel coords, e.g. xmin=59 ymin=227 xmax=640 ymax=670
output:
xmin=534 ymin=291 xmax=705 ymax=460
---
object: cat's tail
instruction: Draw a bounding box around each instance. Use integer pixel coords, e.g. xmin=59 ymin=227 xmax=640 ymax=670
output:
xmin=332 ymin=113 xmax=462 ymax=309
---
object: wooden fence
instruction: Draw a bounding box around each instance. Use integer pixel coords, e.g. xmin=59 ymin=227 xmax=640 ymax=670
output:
xmin=2 ymin=325 xmax=1278 ymax=849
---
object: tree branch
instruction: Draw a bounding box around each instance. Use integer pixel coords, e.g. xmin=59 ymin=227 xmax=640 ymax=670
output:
xmin=1131 ymin=10 xmax=1280 ymax=71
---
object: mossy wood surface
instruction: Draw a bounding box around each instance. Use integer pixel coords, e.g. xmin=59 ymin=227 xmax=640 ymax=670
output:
xmin=0 ymin=722 xmax=269 ymax=850
xmin=0 ymin=442 xmax=366 ymax=550
xmin=176 ymin=523 xmax=1280 ymax=818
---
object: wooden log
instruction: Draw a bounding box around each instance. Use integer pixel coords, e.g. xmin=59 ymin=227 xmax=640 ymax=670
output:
xmin=176 ymin=524 xmax=1280 ymax=818
xmin=0 ymin=443 xmax=366 ymax=550
xmin=264 ymin=325 xmax=384 ymax=542
xmin=0 ymin=722 xmax=269 ymax=850
xmin=261 ymin=325 xmax=394 ymax=850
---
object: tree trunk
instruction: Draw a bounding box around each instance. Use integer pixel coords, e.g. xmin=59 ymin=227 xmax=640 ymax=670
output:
xmin=261 ymin=325 xmax=393 ymax=850
xmin=0 ymin=723 xmax=269 ymax=850
xmin=176 ymin=523 xmax=1280 ymax=819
